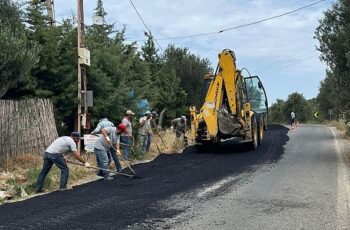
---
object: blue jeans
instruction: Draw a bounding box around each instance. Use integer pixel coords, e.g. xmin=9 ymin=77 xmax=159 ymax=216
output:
xmin=36 ymin=152 xmax=69 ymax=191
xmin=94 ymin=148 xmax=110 ymax=177
xmin=120 ymin=136 xmax=131 ymax=160
xmin=109 ymin=147 xmax=122 ymax=171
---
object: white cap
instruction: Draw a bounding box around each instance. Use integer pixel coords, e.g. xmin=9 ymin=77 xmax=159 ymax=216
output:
xmin=181 ymin=116 xmax=187 ymax=121
xmin=126 ymin=110 xmax=135 ymax=115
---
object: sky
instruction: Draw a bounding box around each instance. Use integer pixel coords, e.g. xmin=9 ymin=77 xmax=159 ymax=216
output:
xmin=53 ymin=0 xmax=333 ymax=105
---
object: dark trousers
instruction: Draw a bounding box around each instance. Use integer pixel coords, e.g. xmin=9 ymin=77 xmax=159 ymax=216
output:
xmin=36 ymin=152 xmax=69 ymax=191
xmin=108 ymin=147 xmax=122 ymax=171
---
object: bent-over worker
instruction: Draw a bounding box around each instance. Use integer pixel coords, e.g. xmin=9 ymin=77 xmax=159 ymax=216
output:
xmin=35 ymin=132 xmax=89 ymax=193
xmin=171 ymin=116 xmax=188 ymax=146
xmin=94 ymin=124 xmax=126 ymax=180
xmin=90 ymin=117 xmax=122 ymax=172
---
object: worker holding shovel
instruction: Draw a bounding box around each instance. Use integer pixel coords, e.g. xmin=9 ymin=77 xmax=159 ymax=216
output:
xmin=35 ymin=132 xmax=89 ymax=193
xmin=171 ymin=116 xmax=188 ymax=147
xmin=138 ymin=111 xmax=152 ymax=154
xmin=94 ymin=124 xmax=127 ymax=180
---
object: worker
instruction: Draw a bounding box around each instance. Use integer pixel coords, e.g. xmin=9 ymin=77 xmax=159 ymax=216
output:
xmin=91 ymin=117 xmax=114 ymax=135
xmin=171 ymin=116 xmax=188 ymax=146
xmin=138 ymin=111 xmax=152 ymax=153
xmin=35 ymin=132 xmax=89 ymax=193
xmin=146 ymin=111 xmax=158 ymax=152
xmin=121 ymin=110 xmax=135 ymax=160
xmin=90 ymin=117 xmax=122 ymax=172
xmin=291 ymin=111 xmax=296 ymax=129
xmin=94 ymin=123 xmax=126 ymax=180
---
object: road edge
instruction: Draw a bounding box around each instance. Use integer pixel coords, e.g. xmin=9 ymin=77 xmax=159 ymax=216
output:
xmin=331 ymin=127 xmax=350 ymax=229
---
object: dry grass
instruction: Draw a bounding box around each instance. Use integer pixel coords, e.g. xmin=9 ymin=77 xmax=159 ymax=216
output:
xmin=0 ymin=153 xmax=97 ymax=202
xmin=330 ymin=120 xmax=350 ymax=139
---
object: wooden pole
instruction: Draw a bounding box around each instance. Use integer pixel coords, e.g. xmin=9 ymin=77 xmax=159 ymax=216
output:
xmin=77 ymin=0 xmax=83 ymax=151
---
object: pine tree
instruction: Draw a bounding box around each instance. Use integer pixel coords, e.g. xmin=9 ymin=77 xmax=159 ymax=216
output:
xmin=0 ymin=0 xmax=40 ymax=98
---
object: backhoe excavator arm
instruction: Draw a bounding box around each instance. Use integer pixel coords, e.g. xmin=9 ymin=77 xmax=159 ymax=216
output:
xmin=198 ymin=50 xmax=240 ymax=138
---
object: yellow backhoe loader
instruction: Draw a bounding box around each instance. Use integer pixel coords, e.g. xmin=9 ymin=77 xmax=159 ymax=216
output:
xmin=190 ymin=49 xmax=268 ymax=150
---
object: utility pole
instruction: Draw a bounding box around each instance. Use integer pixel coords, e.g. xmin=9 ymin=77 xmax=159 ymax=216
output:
xmin=77 ymin=0 xmax=89 ymax=151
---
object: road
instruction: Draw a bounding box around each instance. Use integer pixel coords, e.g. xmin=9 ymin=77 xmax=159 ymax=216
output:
xmin=0 ymin=124 xmax=349 ymax=230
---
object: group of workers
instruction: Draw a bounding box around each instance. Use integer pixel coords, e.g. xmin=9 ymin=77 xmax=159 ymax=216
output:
xmin=35 ymin=110 xmax=188 ymax=192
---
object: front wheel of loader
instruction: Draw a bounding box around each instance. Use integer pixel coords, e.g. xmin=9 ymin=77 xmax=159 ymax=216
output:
xmin=249 ymin=116 xmax=258 ymax=150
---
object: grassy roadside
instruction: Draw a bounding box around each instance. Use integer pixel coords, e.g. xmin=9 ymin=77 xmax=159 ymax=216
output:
xmin=330 ymin=120 xmax=350 ymax=139
xmin=0 ymin=130 xmax=188 ymax=204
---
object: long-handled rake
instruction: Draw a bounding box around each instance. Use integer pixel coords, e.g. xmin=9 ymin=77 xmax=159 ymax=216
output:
xmin=111 ymin=145 xmax=138 ymax=176
xmin=66 ymin=160 xmax=137 ymax=179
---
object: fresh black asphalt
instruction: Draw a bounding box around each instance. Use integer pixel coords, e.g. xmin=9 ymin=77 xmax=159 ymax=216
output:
xmin=0 ymin=124 xmax=289 ymax=230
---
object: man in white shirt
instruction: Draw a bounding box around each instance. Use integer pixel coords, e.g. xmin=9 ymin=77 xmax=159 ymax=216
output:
xmin=121 ymin=110 xmax=135 ymax=160
xmin=35 ymin=132 xmax=89 ymax=192
xmin=291 ymin=111 xmax=296 ymax=129
xmin=94 ymin=124 xmax=126 ymax=180
xmin=138 ymin=111 xmax=152 ymax=153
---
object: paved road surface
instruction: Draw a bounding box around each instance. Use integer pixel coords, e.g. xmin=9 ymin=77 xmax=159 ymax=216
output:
xmin=0 ymin=125 xmax=349 ymax=230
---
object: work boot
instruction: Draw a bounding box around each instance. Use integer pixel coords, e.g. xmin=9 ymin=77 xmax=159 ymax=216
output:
xmin=35 ymin=189 xmax=43 ymax=194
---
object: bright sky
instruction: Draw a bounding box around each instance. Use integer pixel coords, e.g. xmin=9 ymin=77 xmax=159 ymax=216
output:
xmin=54 ymin=0 xmax=333 ymax=105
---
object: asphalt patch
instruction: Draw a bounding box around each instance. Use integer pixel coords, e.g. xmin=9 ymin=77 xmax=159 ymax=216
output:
xmin=0 ymin=124 xmax=289 ymax=230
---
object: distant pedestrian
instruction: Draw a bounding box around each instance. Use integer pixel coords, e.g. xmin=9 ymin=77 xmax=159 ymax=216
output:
xmin=171 ymin=116 xmax=188 ymax=146
xmin=291 ymin=111 xmax=296 ymax=129
xmin=35 ymin=132 xmax=89 ymax=193
xmin=90 ymin=117 xmax=122 ymax=172
xmin=138 ymin=111 xmax=152 ymax=153
xmin=94 ymin=124 xmax=127 ymax=180
xmin=121 ymin=110 xmax=135 ymax=160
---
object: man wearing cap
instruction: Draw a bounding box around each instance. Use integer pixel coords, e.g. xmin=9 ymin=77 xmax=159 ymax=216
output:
xmin=146 ymin=111 xmax=158 ymax=152
xmin=90 ymin=117 xmax=121 ymax=172
xmin=138 ymin=111 xmax=152 ymax=153
xmin=121 ymin=110 xmax=135 ymax=160
xmin=94 ymin=124 xmax=126 ymax=180
xmin=171 ymin=116 xmax=188 ymax=146
xmin=35 ymin=132 xmax=89 ymax=192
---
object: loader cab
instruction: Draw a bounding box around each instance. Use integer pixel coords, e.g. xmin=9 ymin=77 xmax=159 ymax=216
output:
xmin=243 ymin=75 xmax=268 ymax=114
xmin=240 ymin=68 xmax=268 ymax=130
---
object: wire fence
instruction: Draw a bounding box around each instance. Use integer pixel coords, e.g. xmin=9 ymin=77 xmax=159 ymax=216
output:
xmin=0 ymin=99 xmax=58 ymax=162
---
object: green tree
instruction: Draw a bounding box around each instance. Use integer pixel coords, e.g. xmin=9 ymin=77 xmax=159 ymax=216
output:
xmin=269 ymin=99 xmax=287 ymax=123
xmin=0 ymin=0 xmax=41 ymax=98
xmin=315 ymin=0 xmax=350 ymax=121
xmin=163 ymin=45 xmax=212 ymax=107
xmin=284 ymin=92 xmax=312 ymax=123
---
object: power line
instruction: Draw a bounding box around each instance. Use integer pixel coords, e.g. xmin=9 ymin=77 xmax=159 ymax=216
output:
xmin=127 ymin=0 xmax=328 ymax=42
xmin=128 ymin=0 xmax=165 ymax=52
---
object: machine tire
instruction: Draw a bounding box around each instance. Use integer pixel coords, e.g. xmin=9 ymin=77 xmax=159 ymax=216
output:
xmin=249 ymin=116 xmax=258 ymax=150
xmin=264 ymin=114 xmax=268 ymax=131
xmin=257 ymin=116 xmax=264 ymax=145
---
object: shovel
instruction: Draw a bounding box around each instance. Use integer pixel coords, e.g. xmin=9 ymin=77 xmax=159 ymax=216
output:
xmin=111 ymin=145 xmax=138 ymax=176
xmin=66 ymin=160 xmax=136 ymax=179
